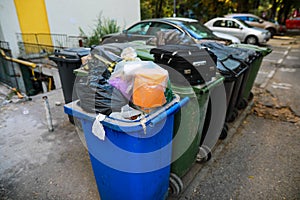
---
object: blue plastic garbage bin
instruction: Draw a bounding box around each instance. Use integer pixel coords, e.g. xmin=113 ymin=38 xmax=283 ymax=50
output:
xmin=64 ymin=96 xmax=188 ymax=200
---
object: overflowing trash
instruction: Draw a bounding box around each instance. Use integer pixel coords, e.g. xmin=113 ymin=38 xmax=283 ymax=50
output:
xmin=75 ymin=45 xmax=173 ymax=116
xmin=61 ymin=29 xmax=273 ymax=200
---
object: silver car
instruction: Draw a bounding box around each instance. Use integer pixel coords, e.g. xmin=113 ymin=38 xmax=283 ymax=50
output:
xmin=205 ymin=17 xmax=271 ymax=45
xmin=102 ymin=18 xmax=240 ymax=45
xmin=224 ymin=13 xmax=281 ymax=37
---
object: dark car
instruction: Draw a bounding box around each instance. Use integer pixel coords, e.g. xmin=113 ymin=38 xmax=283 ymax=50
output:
xmin=286 ymin=17 xmax=300 ymax=29
xmin=101 ymin=18 xmax=240 ymax=44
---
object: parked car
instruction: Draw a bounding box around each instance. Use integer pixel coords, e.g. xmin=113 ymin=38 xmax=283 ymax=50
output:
xmin=205 ymin=17 xmax=271 ymax=45
xmin=101 ymin=17 xmax=241 ymax=44
xmin=285 ymin=17 xmax=300 ymax=29
xmin=269 ymin=19 xmax=286 ymax=35
xmin=224 ymin=13 xmax=281 ymax=37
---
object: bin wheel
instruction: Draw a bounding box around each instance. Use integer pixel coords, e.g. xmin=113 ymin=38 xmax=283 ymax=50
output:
xmin=196 ymin=146 xmax=212 ymax=163
xmin=219 ymin=127 xmax=228 ymax=140
xmin=248 ymin=92 xmax=254 ymax=101
xmin=227 ymin=110 xmax=238 ymax=123
xmin=234 ymin=108 xmax=239 ymax=116
xmin=237 ymin=98 xmax=248 ymax=110
xmin=224 ymin=123 xmax=229 ymax=132
xmin=169 ymin=173 xmax=183 ymax=196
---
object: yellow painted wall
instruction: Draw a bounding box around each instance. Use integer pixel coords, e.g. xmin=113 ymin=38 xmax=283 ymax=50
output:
xmin=14 ymin=0 xmax=52 ymax=47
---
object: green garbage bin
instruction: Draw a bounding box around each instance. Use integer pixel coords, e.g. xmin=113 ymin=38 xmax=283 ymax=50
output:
xmin=229 ymin=44 xmax=272 ymax=101
xmin=169 ymin=75 xmax=224 ymax=195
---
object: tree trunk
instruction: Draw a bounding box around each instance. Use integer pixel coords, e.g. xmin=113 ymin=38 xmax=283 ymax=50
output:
xmin=278 ymin=0 xmax=292 ymax=24
xmin=157 ymin=0 xmax=163 ymax=18
xmin=270 ymin=0 xmax=278 ymax=20
xmin=237 ymin=0 xmax=250 ymax=13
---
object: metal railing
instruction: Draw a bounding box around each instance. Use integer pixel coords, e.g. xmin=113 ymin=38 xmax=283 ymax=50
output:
xmin=0 ymin=41 xmax=10 ymax=51
xmin=16 ymin=33 xmax=87 ymax=56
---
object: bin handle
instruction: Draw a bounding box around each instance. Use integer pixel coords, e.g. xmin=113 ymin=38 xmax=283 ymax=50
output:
xmin=200 ymin=76 xmax=224 ymax=94
xmin=218 ymin=59 xmax=248 ymax=78
xmin=53 ymin=51 xmax=80 ymax=59
xmin=218 ymin=59 xmax=237 ymax=76
xmin=228 ymin=55 xmax=250 ymax=67
xmin=49 ymin=55 xmax=82 ymax=62
xmin=149 ymin=97 xmax=189 ymax=127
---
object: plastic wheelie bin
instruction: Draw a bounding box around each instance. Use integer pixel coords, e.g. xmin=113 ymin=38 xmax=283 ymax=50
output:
xmin=197 ymin=52 xmax=248 ymax=161
xmin=168 ymin=76 xmax=224 ymax=195
xmin=64 ymin=95 xmax=189 ymax=200
xmin=150 ymin=44 xmax=224 ymax=195
xmin=199 ymin=75 xmax=227 ymax=161
xmin=49 ymin=47 xmax=90 ymax=123
xmin=201 ymin=42 xmax=255 ymax=110
xmin=229 ymin=44 xmax=272 ymax=101
xmin=208 ymin=50 xmax=248 ymax=122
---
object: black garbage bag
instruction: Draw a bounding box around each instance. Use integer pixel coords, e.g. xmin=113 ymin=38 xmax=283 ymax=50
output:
xmin=75 ymin=46 xmax=129 ymax=115
xmin=76 ymin=75 xmax=129 ymax=115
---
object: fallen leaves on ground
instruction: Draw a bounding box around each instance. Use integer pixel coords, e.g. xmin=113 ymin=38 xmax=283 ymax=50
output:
xmin=251 ymin=87 xmax=300 ymax=124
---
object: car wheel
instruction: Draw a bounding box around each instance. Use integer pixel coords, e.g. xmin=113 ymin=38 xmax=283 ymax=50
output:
xmin=245 ymin=36 xmax=258 ymax=45
xmin=266 ymin=28 xmax=276 ymax=38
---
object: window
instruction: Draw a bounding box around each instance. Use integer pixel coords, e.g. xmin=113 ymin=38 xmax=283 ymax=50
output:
xmin=147 ymin=22 xmax=177 ymax=35
xmin=182 ymin=22 xmax=217 ymax=39
xmin=226 ymin=20 xmax=240 ymax=29
xmin=213 ymin=20 xmax=226 ymax=27
xmin=127 ymin=22 xmax=151 ymax=35
xmin=214 ymin=20 xmax=240 ymax=29
xmin=233 ymin=16 xmax=248 ymax=21
xmin=248 ymin=17 xmax=260 ymax=22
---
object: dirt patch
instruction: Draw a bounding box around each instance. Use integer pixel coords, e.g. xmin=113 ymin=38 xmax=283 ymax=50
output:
xmin=251 ymin=87 xmax=300 ymax=124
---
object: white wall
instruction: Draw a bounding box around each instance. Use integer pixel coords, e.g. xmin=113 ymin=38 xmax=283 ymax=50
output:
xmin=0 ymin=0 xmax=21 ymax=57
xmin=45 ymin=0 xmax=141 ymax=36
xmin=0 ymin=0 xmax=140 ymax=56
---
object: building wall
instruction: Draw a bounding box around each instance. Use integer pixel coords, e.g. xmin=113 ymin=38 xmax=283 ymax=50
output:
xmin=0 ymin=0 xmax=140 ymax=56
xmin=0 ymin=0 xmax=140 ymax=92
xmin=0 ymin=0 xmax=22 ymax=57
xmin=45 ymin=0 xmax=140 ymax=36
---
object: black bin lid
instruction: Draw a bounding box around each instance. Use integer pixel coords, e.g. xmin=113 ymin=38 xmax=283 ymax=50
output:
xmin=55 ymin=48 xmax=90 ymax=58
xmin=201 ymin=42 xmax=257 ymax=64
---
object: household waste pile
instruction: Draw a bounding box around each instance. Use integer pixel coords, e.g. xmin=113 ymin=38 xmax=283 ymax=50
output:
xmin=75 ymin=45 xmax=172 ymax=120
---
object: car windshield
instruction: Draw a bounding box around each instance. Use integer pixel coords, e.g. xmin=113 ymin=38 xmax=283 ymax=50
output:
xmin=236 ymin=19 xmax=253 ymax=28
xmin=179 ymin=21 xmax=219 ymax=39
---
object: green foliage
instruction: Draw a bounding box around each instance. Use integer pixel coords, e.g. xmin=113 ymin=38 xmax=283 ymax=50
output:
xmin=140 ymin=0 xmax=300 ymax=24
xmin=79 ymin=13 xmax=120 ymax=47
xmin=140 ymin=0 xmax=175 ymax=19
xmin=140 ymin=0 xmax=235 ymax=22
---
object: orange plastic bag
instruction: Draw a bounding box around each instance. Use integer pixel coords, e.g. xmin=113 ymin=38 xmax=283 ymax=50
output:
xmin=133 ymin=70 xmax=168 ymax=108
xmin=109 ymin=60 xmax=169 ymax=109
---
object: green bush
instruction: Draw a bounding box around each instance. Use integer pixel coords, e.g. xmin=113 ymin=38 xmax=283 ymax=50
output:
xmin=79 ymin=13 xmax=120 ymax=47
